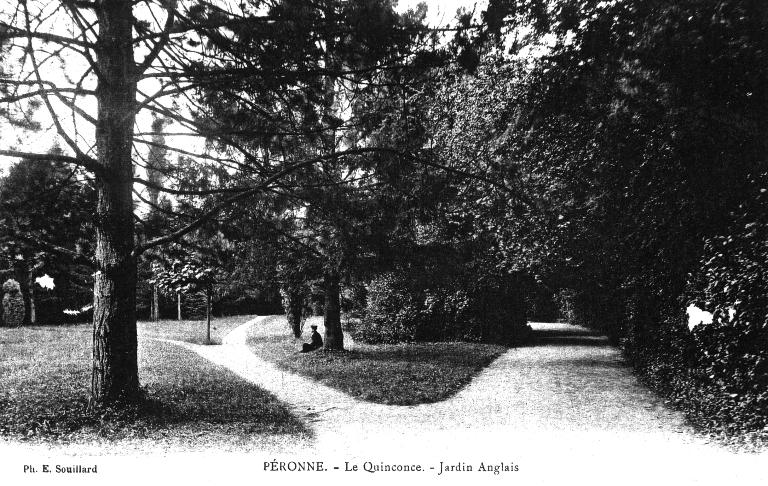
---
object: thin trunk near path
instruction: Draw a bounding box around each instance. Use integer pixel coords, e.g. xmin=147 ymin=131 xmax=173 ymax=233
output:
xmin=323 ymin=270 xmax=343 ymax=351
xmin=152 ymin=284 xmax=159 ymax=321
xmin=90 ymin=0 xmax=140 ymax=406
xmin=28 ymin=278 xmax=35 ymax=325
xmin=206 ymin=285 xmax=211 ymax=345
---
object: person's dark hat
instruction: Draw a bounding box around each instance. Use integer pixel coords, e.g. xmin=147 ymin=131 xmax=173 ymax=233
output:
xmin=310 ymin=325 xmax=318 ymax=329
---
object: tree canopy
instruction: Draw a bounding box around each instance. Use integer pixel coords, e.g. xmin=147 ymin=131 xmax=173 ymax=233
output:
xmin=0 ymin=0 xmax=765 ymax=436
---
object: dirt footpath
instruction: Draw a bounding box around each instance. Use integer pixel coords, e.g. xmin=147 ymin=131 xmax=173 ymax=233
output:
xmin=174 ymin=318 xmax=766 ymax=486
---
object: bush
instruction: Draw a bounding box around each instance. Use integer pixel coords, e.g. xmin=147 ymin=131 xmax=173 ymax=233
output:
xmin=352 ymin=271 xmax=530 ymax=345
xmin=678 ymin=183 xmax=768 ymax=435
xmin=2 ymin=278 xmax=20 ymax=295
xmin=340 ymin=281 xmax=367 ymax=317
xmin=568 ymin=188 xmax=768 ymax=441
xmin=2 ymin=279 xmax=25 ymax=327
xmin=689 ymin=319 xmax=768 ymax=433
xmin=353 ymin=273 xmax=421 ymax=343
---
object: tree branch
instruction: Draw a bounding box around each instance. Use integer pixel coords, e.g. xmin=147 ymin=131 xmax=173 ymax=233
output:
xmin=7 ymin=231 xmax=93 ymax=267
xmin=0 ymin=23 xmax=95 ymax=48
xmin=136 ymin=0 xmax=177 ymax=77
xmin=132 ymin=147 xmax=394 ymax=257
xmin=133 ymin=176 xmax=248 ymax=196
xmin=0 ymin=87 xmax=95 ymax=104
xmin=0 ymin=149 xmax=102 ymax=176
xmin=20 ymin=3 xmax=100 ymax=173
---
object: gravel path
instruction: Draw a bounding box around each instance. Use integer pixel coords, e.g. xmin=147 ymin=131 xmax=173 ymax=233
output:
xmin=170 ymin=317 xmax=767 ymax=485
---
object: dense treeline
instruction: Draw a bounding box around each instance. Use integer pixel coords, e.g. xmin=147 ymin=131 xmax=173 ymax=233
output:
xmin=0 ymin=154 xmax=94 ymax=325
xmin=427 ymin=0 xmax=767 ymax=438
xmin=547 ymin=0 xmax=768 ymax=439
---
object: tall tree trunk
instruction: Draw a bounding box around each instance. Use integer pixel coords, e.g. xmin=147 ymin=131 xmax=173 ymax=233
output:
xmin=90 ymin=0 xmax=140 ymax=406
xmin=320 ymin=35 xmax=344 ymax=352
xmin=323 ymin=270 xmax=343 ymax=351
xmin=177 ymin=292 xmax=182 ymax=320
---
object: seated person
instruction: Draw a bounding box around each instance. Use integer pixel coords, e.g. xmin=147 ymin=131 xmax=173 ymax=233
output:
xmin=301 ymin=325 xmax=323 ymax=352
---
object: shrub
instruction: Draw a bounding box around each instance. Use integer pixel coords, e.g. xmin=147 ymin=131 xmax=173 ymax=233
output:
xmin=2 ymin=279 xmax=25 ymax=327
xmin=354 ymin=273 xmax=421 ymax=344
xmin=679 ymin=184 xmax=768 ymax=435
xmin=568 ymin=185 xmax=768 ymax=441
xmin=340 ymin=281 xmax=367 ymax=317
xmin=2 ymin=278 xmax=20 ymax=295
xmin=352 ymin=271 xmax=530 ymax=345
xmin=689 ymin=319 xmax=768 ymax=433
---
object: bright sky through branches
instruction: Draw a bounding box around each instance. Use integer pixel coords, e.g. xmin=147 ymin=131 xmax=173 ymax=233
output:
xmin=398 ymin=0 xmax=487 ymax=25
xmin=0 ymin=1 xmax=482 ymax=175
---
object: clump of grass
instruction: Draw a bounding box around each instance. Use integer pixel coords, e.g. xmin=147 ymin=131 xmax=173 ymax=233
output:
xmin=247 ymin=332 xmax=507 ymax=405
xmin=0 ymin=321 xmax=309 ymax=449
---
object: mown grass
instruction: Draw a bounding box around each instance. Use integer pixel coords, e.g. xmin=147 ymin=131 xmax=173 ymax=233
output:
xmin=247 ymin=316 xmax=507 ymax=405
xmin=0 ymin=317 xmax=309 ymax=450
xmin=138 ymin=314 xmax=254 ymax=345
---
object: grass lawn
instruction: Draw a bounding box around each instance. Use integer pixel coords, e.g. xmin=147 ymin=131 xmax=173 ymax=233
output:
xmin=246 ymin=316 xmax=508 ymax=405
xmin=0 ymin=316 xmax=309 ymax=450
xmin=138 ymin=314 xmax=254 ymax=345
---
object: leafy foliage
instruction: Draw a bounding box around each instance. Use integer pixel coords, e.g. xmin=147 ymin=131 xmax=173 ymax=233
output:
xmin=681 ymin=173 xmax=768 ymax=436
xmin=422 ymin=0 xmax=768 ymax=441
xmin=354 ymin=268 xmax=529 ymax=345
xmin=2 ymin=278 xmax=20 ymax=294
xmin=0 ymin=154 xmax=95 ymax=324
xmin=151 ymin=261 xmax=215 ymax=294
xmin=496 ymin=0 xmax=767 ymax=439
xmin=2 ymin=278 xmax=24 ymax=327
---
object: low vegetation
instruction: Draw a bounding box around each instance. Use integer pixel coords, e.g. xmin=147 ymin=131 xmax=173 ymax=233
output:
xmin=138 ymin=315 xmax=255 ymax=345
xmin=356 ymin=272 xmax=530 ymax=345
xmin=0 ymin=317 xmax=309 ymax=450
xmin=247 ymin=316 xmax=507 ymax=405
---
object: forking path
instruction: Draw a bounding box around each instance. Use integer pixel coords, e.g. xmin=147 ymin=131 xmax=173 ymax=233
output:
xmin=170 ymin=316 xmax=767 ymax=485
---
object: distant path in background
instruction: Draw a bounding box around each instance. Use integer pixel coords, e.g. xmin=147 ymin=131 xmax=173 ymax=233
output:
xmin=171 ymin=317 xmax=767 ymax=486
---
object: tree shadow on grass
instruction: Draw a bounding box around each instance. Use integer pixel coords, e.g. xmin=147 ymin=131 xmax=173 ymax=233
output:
xmin=248 ymin=334 xmax=508 ymax=405
xmin=0 ymin=335 xmax=310 ymax=447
